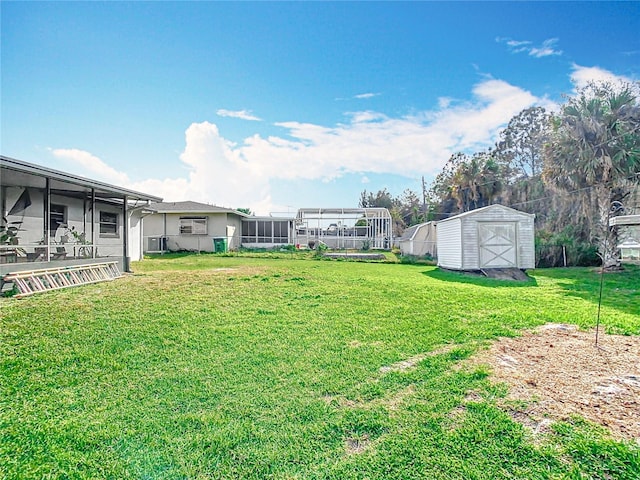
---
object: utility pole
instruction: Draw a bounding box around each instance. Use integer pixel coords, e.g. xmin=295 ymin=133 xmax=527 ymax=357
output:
xmin=421 ymin=176 xmax=428 ymax=222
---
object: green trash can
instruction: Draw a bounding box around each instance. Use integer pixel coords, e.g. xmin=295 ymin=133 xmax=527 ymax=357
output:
xmin=213 ymin=237 xmax=228 ymax=253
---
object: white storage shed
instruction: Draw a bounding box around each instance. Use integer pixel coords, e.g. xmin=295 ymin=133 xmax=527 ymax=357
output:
xmin=436 ymin=204 xmax=535 ymax=271
xmin=398 ymin=221 xmax=437 ymax=257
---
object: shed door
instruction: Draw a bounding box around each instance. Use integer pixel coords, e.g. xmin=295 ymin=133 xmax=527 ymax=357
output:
xmin=478 ymin=222 xmax=517 ymax=268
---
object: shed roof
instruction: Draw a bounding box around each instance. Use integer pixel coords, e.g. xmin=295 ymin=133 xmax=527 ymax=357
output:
xmin=398 ymin=221 xmax=435 ymax=242
xmin=438 ymin=204 xmax=535 ymax=223
xmin=150 ymin=201 xmax=249 ymax=216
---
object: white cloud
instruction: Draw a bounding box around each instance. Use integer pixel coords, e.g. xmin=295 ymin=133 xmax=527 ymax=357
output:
xmin=438 ymin=97 xmax=453 ymax=109
xmin=361 ymin=176 xmax=370 ymax=184
xmin=570 ymin=63 xmax=635 ymax=90
xmin=529 ymin=38 xmax=562 ymax=58
xmin=49 ymin=148 xmax=130 ymax=185
xmin=51 ymin=78 xmax=546 ymax=215
xmin=216 ymin=109 xmax=261 ymax=121
xmin=354 ymin=92 xmax=380 ymax=99
xmin=506 ymin=40 xmax=531 ymax=48
xmin=498 ymin=37 xmax=562 ymax=58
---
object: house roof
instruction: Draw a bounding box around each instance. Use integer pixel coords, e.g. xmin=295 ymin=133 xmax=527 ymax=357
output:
xmin=438 ymin=204 xmax=535 ymax=223
xmin=150 ymin=201 xmax=249 ymax=216
xmin=1 ymin=155 xmax=163 ymax=203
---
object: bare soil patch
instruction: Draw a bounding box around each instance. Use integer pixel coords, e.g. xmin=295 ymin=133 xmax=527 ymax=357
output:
xmin=345 ymin=434 xmax=371 ymax=455
xmin=468 ymin=324 xmax=640 ymax=442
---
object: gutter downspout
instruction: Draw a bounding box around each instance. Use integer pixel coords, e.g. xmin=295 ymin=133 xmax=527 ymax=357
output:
xmin=122 ymin=195 xmax=129 ymax=272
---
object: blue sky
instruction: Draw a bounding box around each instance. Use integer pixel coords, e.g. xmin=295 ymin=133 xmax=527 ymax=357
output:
xmin=2 ymin=2 xmax=639 ymax=215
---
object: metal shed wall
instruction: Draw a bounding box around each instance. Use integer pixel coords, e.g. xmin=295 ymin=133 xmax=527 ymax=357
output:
xmin=399 ymin=222 xmax=437 ymax=257
xmin=437 ymin=205 xmax=535 ymax=270
xmin=436 ymin=218 xmax=463 ymax=269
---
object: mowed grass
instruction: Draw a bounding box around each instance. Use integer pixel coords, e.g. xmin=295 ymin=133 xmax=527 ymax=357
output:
xmin=1 ymin=255 xmax=639 ymax=479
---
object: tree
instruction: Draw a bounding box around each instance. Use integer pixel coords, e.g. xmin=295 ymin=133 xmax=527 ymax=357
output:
xmin=358 ymin=188 xmax=395 ymax=210
xmin=495 ymin=107 xmax=551 ymax=179
xmin=543 ymin=81 xmax=640 ymax=268
xmin=428 ymin=152 xmax=468 ymax=217
xmin=449 ymin=151 xmax=503 ymax=212
xmin=236 ymin=207 xmax=253 ymax=215
xmin=398 ymin=189 xmax=424 ymax=226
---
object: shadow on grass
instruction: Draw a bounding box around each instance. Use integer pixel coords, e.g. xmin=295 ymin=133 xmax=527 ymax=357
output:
xmin=532 ymin=265 xmax=640 ymax=318
xmin=421 ymin=267 xmax=538 ymax=288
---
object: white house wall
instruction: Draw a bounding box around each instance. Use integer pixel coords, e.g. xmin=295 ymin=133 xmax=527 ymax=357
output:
xmin=3 ymin=187 xmax=125 ymax=256
xmin=143 ymin=214 xmax=164 ymax=237
xmin=128 ymin=213 xmax=143 ymax=261
xmin=226 ymin=216 xmax=243 ymax=250
xmin=95 ymin=203 xmax=125 ymax=259
xmin=4 ymin=187 xmax=48 ymax=245
xmin=143 ymin=212 xmax=243 ymax=253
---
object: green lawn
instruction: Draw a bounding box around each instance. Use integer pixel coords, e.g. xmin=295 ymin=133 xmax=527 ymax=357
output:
xmin=1 ymin=255 xmax=639 ymax=479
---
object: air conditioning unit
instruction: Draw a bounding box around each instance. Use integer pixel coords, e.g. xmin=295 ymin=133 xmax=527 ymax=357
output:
xmin=147 ymin=236 xmax=168 ymax=252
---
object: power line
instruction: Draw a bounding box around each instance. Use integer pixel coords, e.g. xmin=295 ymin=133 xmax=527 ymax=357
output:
xmin=422 ymin=173 xmax=640 ymax=219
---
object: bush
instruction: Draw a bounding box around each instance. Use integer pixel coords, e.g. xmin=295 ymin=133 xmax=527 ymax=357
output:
xmin=399 ymin=254 xmax=436 ymax=265
xmin=536 ymin=228 xmax=600 ymax=267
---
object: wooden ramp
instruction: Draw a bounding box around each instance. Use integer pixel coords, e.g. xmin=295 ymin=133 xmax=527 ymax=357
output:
xmin=3 ymin=262 xmax=122 ymax=298
xmin=480 ymin=268 xmax=530 ymax=281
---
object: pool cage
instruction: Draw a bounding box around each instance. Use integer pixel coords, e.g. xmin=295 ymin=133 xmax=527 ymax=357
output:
xmin=295 ymin=208 xmax=393 ymax=250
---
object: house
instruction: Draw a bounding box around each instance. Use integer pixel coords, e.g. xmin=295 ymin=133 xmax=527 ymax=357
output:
xmin=143 ymin=201 xmax=295 ymax=253
xmin=436 ymin=204 xmax=535 ymax=271
xmin=1 ymin=155 xmax=162 ymax=277
xmin=398 ymin=221 xmax=437 ymax=257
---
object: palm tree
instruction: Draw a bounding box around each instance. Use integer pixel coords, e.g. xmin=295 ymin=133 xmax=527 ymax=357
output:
xmin=450 ymin=152 xmax=503 ymax=212
xmin=543 ymin=82 xmax=640 ymax=268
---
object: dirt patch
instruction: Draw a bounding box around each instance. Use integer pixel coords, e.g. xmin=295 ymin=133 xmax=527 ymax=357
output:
xmin=467 ymin=324 xmax=640 ymax=442
xmin=345 ymin=434 xmax=371 ymax=455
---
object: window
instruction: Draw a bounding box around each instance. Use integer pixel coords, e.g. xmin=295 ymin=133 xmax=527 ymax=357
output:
xmin=257 ymin=221 xmax=272 ymax=243
xmin=242 ymin=219 xmax=289 ymax=244
xmin=99 ymin=211 xmax=119 ymax=236
xmin=242 ymin=220 xmax=256 ymax=243
xmin=274 ymin=221 xmax=289 ymax=243
xmin=179 ymin=217 xmax=207 ymax=235
xmin=50 ymin=204 xmax=66 ymax=234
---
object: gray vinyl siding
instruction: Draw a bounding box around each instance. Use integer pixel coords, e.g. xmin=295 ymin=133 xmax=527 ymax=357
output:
xmin=517 ymin=218 xmax=536 ymax=269
xmin=436 ymin=218 xmax=463 ymax=269
xmin=461 ymin=219 xmax=480 ymax=270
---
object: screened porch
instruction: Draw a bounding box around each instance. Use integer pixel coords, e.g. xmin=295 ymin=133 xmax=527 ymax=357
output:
xmin=1 ymin=156 xmax=161 ymax=276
